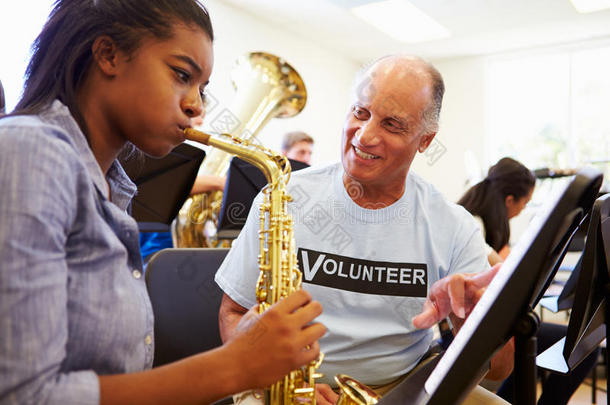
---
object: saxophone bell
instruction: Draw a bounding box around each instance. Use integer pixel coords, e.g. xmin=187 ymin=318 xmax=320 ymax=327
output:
xmin=335 ymin=375 xmax=380 ymax=405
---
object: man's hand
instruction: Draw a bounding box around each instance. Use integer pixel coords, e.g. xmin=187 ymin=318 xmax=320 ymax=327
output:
xmin=189 ymin=174 xmax=226 ymax=195
xmin=315 ymin=383 xmax=339 ymax=405
xmin=412 ymin=264 xmax=501 ymax=330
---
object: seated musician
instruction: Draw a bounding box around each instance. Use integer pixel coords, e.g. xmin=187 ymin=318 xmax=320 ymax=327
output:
xmin=216 ymin=54 xmax=514 ymax=404
xmin=0 ymin=1 xmax=325 ymax=403
xmin=281 ymin=130 xmax=314 ymax=165
xmin=458 ymin=157 xmax=600 ymax=405
xmin=458 ymin=157 xmax=535 ymax=266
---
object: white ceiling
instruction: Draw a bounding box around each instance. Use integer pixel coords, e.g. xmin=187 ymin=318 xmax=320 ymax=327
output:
xmin=220 ymin=0 xmax=610 ymax=63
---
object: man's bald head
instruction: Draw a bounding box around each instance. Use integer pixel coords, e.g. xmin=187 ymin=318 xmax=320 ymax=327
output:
xmin=353 ymin=55 xmax=445 ymax=135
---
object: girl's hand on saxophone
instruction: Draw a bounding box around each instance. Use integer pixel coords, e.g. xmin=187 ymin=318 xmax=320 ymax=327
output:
xmin=224 ymin=289 xmax=326 ymax=389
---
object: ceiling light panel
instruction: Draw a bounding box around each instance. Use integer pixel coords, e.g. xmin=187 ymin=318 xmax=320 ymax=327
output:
xmin=570 ymin=0 xmax=610 ymax=13
xmin=351 ymin=0 xmax=451 ymax=43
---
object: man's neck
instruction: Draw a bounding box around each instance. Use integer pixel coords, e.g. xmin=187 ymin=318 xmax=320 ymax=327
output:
xmin=342 ymin=174 xmax=406 ymax=209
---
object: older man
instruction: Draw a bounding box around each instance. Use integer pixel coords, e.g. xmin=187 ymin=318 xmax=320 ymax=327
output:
xmin=216 ymin=55 xmax=512 ymax=404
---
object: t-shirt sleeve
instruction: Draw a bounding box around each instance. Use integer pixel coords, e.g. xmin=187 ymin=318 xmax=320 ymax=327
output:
xmin=446 ymin=212 xmax=491 ymax=278
xmin=472 ymin=215 xmax=494 ymax=255
xmin=0 ymin=126 xmax=100 ymax=405
xmin=473 ymin=215 xmax=486 ymax=238
xmin=214 ymin=192 xmax=264 ymax=309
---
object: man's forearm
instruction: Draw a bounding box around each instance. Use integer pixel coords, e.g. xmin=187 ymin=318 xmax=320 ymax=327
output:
xmin=486 ymin=338 xmax=515 ymax=381
xmin=447 ymin=313 xmax=515 ymax=381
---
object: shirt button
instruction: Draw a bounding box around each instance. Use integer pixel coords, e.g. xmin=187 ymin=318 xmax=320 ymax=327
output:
xmin=132 ymin=269 xmax=142 ymax=279
xmin=144 ymin=334 xmax=153 ymax=345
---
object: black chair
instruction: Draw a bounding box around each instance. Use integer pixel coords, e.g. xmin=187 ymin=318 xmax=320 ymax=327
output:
xmin=145 ymin=248 xmax=232 ymax=404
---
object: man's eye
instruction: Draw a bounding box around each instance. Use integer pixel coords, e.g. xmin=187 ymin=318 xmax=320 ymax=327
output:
xmin=383 ymin=120 xmax=405 ymax=133
xmin=353 ymin=107 xmax=369 ymax=119
xmin=200 ymin=89 xmax=207 ymax=103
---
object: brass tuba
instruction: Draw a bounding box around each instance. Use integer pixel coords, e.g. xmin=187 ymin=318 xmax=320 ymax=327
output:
xmin=172 ymin=52 xmax=307 ymax=248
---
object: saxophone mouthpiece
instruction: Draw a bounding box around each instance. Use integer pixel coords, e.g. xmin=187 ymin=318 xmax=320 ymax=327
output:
xmin=184 ymin=127 xmax=211 ymax=145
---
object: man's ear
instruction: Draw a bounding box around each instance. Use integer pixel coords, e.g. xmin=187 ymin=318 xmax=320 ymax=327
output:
xmin=417 ymin=132 xmax=437 ymax=153
xmin=91 ymin=35 xmax=121 ymax=77
xmin=505 ymin=195 xmax=515 ymax=208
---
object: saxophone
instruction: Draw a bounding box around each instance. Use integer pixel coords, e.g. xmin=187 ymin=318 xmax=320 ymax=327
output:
xmin=184 ymin=128 xmax=322 ymax=404
xmin=184 ymin=129 xmax=379 ymax=405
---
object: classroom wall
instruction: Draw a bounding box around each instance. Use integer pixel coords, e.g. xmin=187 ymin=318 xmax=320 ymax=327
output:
xmin=202 ymin=0 xmax=361 ymax=166
xmin=410 ymin=56 xmax=489 ymax=202
xmin=206 ymin=0 xmax=494 ymax=200
xmin=0 ymin=0 xmax=520 ymax=203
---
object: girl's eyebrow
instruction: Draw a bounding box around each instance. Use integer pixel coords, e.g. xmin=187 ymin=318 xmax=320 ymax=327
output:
xmin=172 ymin=54 xmax=208 ymax=84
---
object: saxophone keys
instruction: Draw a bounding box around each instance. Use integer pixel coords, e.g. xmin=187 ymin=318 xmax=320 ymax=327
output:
xmin=293 ymin=387 xmax=315 ymax=394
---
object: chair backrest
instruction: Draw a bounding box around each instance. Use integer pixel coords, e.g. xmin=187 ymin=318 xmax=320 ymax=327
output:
xmin=146 ymin=248 xmax=229 ymax=367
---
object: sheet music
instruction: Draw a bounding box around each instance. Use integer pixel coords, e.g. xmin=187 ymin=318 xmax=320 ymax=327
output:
xmin=424 ymin=184 xmax=566 ymax=396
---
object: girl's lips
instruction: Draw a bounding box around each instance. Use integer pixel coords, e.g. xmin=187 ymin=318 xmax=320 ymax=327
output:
xmin=176 ymin=126 xmax=187 ymax=142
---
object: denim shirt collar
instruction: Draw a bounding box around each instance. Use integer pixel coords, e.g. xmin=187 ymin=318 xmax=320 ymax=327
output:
xmin=44 ymin=100 xmax=137 ymax=211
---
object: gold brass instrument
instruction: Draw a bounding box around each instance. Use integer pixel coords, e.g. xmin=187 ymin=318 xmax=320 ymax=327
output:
xmin=184 ymin=128 xmax=321 ymax=404
xmin=185 ymin=128 xmax=381 ymax=405
xmin=172 ymin=52 xmax=307 ymax=248
xmin=335 ymin=375 xmax=380 ymax=405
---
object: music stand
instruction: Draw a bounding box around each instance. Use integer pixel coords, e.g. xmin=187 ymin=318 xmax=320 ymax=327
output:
xmin=538 ymin=253 xmax=583 ymax=313
xmin=216 ymin=156 xmax=309 ymax=239
xmin=377 ymin=168 xmax=603 ymax=405
xmin=537 ymin=193 xmax=610 ymax=403
xmin=121 ymin=143 xmax=205 ymax=232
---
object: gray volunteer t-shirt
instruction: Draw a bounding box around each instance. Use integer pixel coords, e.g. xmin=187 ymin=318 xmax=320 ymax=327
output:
xmin=215 ymin=162 xmax=489 ymax=386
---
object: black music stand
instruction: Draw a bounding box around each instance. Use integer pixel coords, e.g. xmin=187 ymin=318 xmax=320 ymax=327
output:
xmin=378 ymin=168 xmax=603 ymax=405
xmin=216 ymin=156 xmax=309 ymax=239
xmin=538 ymin=210 xmax=593 ymax=314
xmin=537 ymin=193 xmax=610 ymax=404
xmin=539 ymin=254 xmax=583 ymax=313
xmin=120 ymin=143 xmax=205 ymax=232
